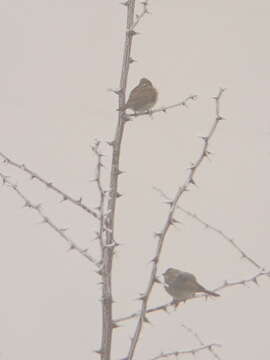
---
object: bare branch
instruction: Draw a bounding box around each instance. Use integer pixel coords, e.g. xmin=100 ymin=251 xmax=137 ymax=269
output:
xmin=149 ymin=344 xmax=221 ymax=360
xmin=215 ymin=269 xmax=270 ymax=292
xmin=181 ymin=324 xmax=222 ymax=360
xmin=125 ymin=89 xmax=226 ymax=360
xmin=129 ymin=94 xmax=198 ymax=117
xmin=0 ymin=151 xmax=99 ymax=219
xmin=91 ymin=140 xmax=107 ymax=259
xmin=0 ymin=172 xmax=100 ymax=266
xmin=153 ymin=187 xmax=264 ymax=271
xmin=100 ymin=1 xmax=137 ymax=359
xmin=114 ymin=268 xmax=270 ymax=324
xmin=129 ymin=0 xmax=150 ymax=31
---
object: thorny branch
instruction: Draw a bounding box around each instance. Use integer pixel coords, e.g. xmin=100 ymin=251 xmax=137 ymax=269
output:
xmin=114 ymin=268 xmax=270 ymax=324
xmin=91 ymin=140 xmax=107 ymax=257
xmin=99 ymin=1 xmax=137 ymax=360
xmin=0 ymin=151 xmax=99 ymax=219
xmin=129 ymin=0 xmax=149 ymax=31
xmin=129 ymin=95 xmax=198 ymax=117
xmin=149 ymin=344 xmax=221 ymax=360
xmin=153 ymin=187 xmax=264 ymax=271
xmin=181 ymin=324 xmax=221 ymax=360
xmin=125 ymin=89 xmax=226 ymax=360
xmin=0 ymin=172 xmax=99 ymax=266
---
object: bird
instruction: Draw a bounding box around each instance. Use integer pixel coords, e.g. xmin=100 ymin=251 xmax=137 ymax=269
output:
xmin=117 ymin=78 xmax=158 ymax=113
xmin=163 ymin=268 xmax=220 ymax=302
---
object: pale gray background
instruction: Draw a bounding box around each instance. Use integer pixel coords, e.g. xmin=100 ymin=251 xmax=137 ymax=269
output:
xmin=0 ymin=1 xmax=269 ymax=359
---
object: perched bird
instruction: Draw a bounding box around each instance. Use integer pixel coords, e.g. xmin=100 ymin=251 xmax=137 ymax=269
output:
xmin=163 ymin=268 xmax=220 ymax=302
xmin=118 ymin=78 xmax=158 ymax=113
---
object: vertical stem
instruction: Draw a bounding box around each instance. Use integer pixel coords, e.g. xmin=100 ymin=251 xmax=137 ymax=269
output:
xmin=100 ymin=2 xmax=136 ymax=360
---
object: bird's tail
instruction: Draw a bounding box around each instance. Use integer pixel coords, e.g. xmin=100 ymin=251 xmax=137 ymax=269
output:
xmin=203 ymin=289 xmax=220 ymax=297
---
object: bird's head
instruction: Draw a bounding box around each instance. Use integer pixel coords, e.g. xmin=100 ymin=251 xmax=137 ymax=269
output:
xmin=163 ymin=268 xmax=180 ymax=284
xmin=139 ymin=78 xmax=153 ymax=87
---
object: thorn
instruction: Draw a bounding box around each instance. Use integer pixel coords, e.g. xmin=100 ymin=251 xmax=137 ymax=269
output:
xmin=170 ymin=218 xmax=182 ymax=225
xmin=151 ymin=256 xmax=158 ymax=264
xmin=172 ymin=299 xmax=181 ymax=309
xmin=103 ymin=241 xmax=117 ymax=248
xmin=189 ymin=162 xmax=196 ymax=170
xmin=121 ymin=1 xmax=128 ymax=6
xmin=200 ymin=136 xmax=208 ymax=143
xmin=89 ymin=177 xmax=98 ymax=183
xmin=108 ymin=88 xmax=123 ymax=95
xmin=60 ymin=195 xmax=68 ymax=202
xmin=164 ymin=201 xmax=174 ymax=208
xmin=67 ymin=243 xmax=76 ymax=251
xmin=137 ymin=293 xmax=146 ymax=301
xmin=94 ymin=348 xmax=103 ymax=355
xmin=96 ymin=267 xmax=104 ymax=276
xmin=112 ymin=321 xmax=121 ymax=329
xmin=46 ymin=182 xmax=53 ymax=187
xmin=23 ymin=201 xmax=31 ymax=208
xmin=129 ymin=57 xmax=136 ymax=64
xmin=143 ymin=316 xmax=151 ymax=324
xmin=127 ymin=30 xmax=139 ymax=36
xmin=34 ymin=203 xmax=42 ymax=211
xmin=107 ymin=140 xmax=115 ymax=147
xmin=189 ymin=178 xmax=197 ymax=186
xmin=154 ymin=232 xmax=162 ymax=238
xmin=116 ymin=192 xmax=123 ymax=198
xmin=116 ymin=169 xmax=125 ymax=176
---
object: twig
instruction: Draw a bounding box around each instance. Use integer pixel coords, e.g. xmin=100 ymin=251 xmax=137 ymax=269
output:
xmin=181 ymin=324 xmax=221 ymax=360
xmin=153 ymin=187 xmax=264 ymax=270
xmin=125 ymin=89 xmax=226 ymax=360
xmin=91 ymin=140 xmax=107 ymax=257
xmin=0 ymin=172 xmax=100 ymax=266
xmin=129 ymin=95 xmax=198 ymax=117
xmin=129 ymin=0 xmax=149 ymax=31
xmin=215 ymin=269 xmax=270 ymax=292
xmin=149 ymin=344 xmax=221 ymax=360
xmin=0 ymin=151 xmax=99 ymax=219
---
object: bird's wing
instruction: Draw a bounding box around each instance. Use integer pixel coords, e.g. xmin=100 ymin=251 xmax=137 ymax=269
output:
xmin=173 ymin=272 xmax=198 ymax=292
xmin=126 ymin=86 xmax=157 ymax=107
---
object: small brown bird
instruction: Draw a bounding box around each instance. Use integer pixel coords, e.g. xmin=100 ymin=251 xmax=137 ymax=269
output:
xmin=118 ymin=78 xmax=158 ymax=113
xmin=163 ymin=268 xmax=220 ymax=302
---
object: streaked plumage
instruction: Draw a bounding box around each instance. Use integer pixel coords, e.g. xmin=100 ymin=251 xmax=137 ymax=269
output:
xmin=118 ymin=78 xmax=158 ymax=112
xmin=163 ymin=268 xmax=220 ymax=302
